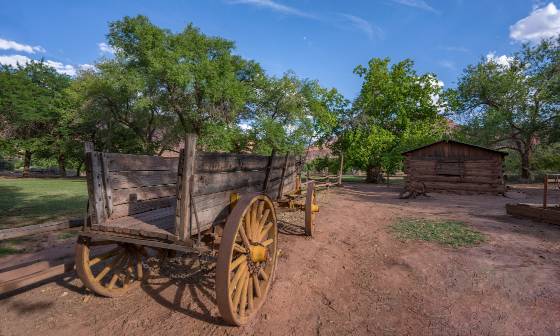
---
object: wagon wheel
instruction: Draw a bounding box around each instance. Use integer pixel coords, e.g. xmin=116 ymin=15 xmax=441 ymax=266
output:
xmin=75 ymin=237 xmax=146 ymax=297
xmin=304 ymin=181 xmax=319 ymax=236
xmin=216 ymin=193 xmax=278 ymax=326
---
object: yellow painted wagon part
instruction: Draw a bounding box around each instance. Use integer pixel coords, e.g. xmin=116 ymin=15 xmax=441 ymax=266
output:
xmin=312 ymin=204 xmax=320 ymax=213
xmin=249 ymin=245 xmax=268 ymax=263
xmin=230 ymin=192 xmax=240 ymax=210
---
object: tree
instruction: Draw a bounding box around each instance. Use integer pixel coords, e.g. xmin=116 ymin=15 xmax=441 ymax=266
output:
xmin=0 ymin=62 xmax=72 ymax=177
xmin=247 ymin=72 xmax=347 ymax=156
xmin=341 ymin=58 xmax=447 ymax=182
xmin=451 ymin=37 xmax=560 ymax=179
xmin=106 ymin=15 xmax=255 ymax=142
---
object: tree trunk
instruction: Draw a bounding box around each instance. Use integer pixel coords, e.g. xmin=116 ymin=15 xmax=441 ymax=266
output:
xmin=22 ymin=150 xmax=32 ymax=178
xmin=365 ymin=165 xmax=384 ymax=183
xmin=76 ymin=159 xmax=84 ymax=177
xmin=520 ymin=149 xmax=531 ymax=180
xmin=58 ymin=153 xmax=66 ymax=177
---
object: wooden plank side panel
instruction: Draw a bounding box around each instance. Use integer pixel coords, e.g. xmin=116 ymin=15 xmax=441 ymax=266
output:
xmin=109 ymin=171 xmax=177 ymax=190
xmin=106 ymin=153 xmax=179 ymax=172
xmin=111 ymin=196 xmax=176 ymax=219
xmin=112 ymin=185 xmax=177 ymax=205
xmin=106 ymin=151 xmax=300 ymax=174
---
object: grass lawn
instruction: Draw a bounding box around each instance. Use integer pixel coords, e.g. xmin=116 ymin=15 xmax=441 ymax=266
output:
xmin=392 ymin=217 xmax=485 ymax=248
xmin=0 ymin=177 xmax=87 ymax=229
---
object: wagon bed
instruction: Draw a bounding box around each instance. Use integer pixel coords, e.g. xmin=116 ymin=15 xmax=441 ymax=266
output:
xmin=84 ymin=149 xmax=300 ymax=245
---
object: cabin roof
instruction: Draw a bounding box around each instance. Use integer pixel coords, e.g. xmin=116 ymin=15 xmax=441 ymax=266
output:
xmin=401 ymin=140 xmax=508 ymax=156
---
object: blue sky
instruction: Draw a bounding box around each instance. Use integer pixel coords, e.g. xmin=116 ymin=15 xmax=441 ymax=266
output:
xmin=1 ymin=0 xmax=559 ymax=99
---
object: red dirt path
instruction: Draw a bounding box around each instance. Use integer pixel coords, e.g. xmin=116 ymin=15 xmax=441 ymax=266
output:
xmin=1 ymin=183 xmax=559 ymax=335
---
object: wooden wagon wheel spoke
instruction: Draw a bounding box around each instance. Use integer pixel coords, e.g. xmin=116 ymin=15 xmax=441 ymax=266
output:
xmin=75 ymin=239 xmax=146 ymax=298
xmin=216 ymin=193 xmax=279 ymax=326
xmin=250 ymin=202 xmax=259 ymax=240
xmin=233 ymin=243 xmax=247 ymax=254
xmin=88 ymin=248 xmax=121 ymax=266
xmin=94 ymin=252 xmax=125 ymax=282
xmin=258 ymin=222 xmax=273 ymax=242
xmin=259 ymin=269 xmax=269 ymax=281
xmin=248 ymin=276 xmax=254 ymax=311
xmin=252 ymin=274 xmax=262 ymax=298
xmin=261 ymin=239 xmax=274 ymax=247
xmin=256 ymin=209 xmax=271 ymax=238
xmin=238 ymin=225 xmax=252 ymax=249
xmin=135 ymin=250 xmax=143 ymax=279
xmin=257 ymin=201 xmax=264 ymax=219
xmin=230 ymin=255 xmax=247 ymax=270
xmin=229 ymin=263 xmax=247 ymax=295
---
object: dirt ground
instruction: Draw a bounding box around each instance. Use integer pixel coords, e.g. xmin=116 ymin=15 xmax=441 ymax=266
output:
xmin=1 ymin=183 xmax=559 ymax=336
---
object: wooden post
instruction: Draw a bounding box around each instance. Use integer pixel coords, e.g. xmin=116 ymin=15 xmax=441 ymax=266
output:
xmin=84 ymin=142 xmax=94 ymax=153
xmin=277 ymin=153 xmax=290 ymax=200
xmin=84 ymin=142 xmax=106 ymax=225
xmin=386 ymin=171 xmax=390 ymax=187
xmin=543 ymin=174 xmax=548 ymax=209
xmin=263 ymin=148 xmax=276 ymax=193
xmin=338 ymin=152 xmax=344 ymax=186
xmin=178 ymin=133 xmax=197 ymax=241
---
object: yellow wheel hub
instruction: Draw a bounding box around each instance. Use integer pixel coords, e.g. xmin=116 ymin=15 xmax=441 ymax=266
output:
xmin=311 ymin=204 xmax=319 ymax=213
xmin=249 ymin=245 xmax=268 ymax=263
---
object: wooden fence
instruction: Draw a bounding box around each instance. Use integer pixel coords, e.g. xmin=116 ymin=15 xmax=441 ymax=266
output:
xmin=0 ymin=218 xmax=83 ymax=295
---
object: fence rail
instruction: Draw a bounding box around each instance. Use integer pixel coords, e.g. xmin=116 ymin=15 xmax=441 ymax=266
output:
xmin=0 ymin=218 xmax=84 ymax=296
xmin=0 ymin=218 xmax=84 ymax=241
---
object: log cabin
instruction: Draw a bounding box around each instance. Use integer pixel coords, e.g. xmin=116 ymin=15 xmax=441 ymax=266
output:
xmin=402 ymin=140 xmax=507 ymax=194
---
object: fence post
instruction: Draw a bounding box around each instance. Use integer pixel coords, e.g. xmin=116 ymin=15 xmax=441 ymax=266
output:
xmin=338 ymin=152 xmax=344 ymax=186
xmin=543 ymin=174 xmax=548 ymax=209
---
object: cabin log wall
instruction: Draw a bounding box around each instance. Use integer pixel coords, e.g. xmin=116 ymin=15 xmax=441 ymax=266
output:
xmin=403 ymin=141 xmax=506 ymax=194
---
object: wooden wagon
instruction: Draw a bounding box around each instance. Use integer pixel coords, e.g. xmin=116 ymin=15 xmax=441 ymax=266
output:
xmin=75 ymin=135 xmax=319 ymax=325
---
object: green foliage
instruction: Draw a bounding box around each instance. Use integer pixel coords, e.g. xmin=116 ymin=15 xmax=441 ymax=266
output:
xmin=198 ymin=122 xmax=250 ymax=153
xmin=0 ymin=62 xmax=76 ymax=174
xmin=451 ymin=37 xmax=560 ymax=178
xmin=305 ymin=156 xmax=340 ymax=174
xmin=338 ymin=58 xmax=447 ymax=179
xmin=392 ymin=218 xmax=485 ymax=248
xmin=531 ymin=143 xmax=560 ymax=173
xmin=107 ymin=16 xmax=255 ymax=136
xmin=250 ymin=73 xmax=309 ymax=154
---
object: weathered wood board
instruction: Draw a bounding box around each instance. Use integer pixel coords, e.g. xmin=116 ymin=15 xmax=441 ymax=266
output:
xmin=403 ymin=141 xmax=506 ymax=194
xmin=506 ymin=203 xmax=560 ymax=225
xmin=85 ymin=148 xmax=301 ymax=243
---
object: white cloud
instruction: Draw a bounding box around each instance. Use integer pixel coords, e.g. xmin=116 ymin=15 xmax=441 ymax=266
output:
xmin=0 ymin=38 xmax=45 ymax=54
xmin=98 ymin=42 xmax=115 ymax=54
xmin=0 ymin=54 xmax=32 ymax=67
xmin=339 ymin=14 xmax=383 ymax=40
xmin=227 ymin=0 xmax=314 ymax=18
xmin=390 ymin=0 xmax=439 ymax=14
xmin=43 ymin=60 xmax=76 ymax=76
xmin=510 ymin=2 xmax=560 ymax=42
xmin=486 ymin=52 xmax=514 ymax=68
xmin=0 ymin=54 xmax=93 ymax=76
